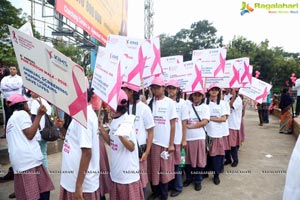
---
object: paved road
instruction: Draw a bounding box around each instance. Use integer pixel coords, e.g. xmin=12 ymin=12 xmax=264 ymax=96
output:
xmin=0 ymin=109 xmax=297 ymax=200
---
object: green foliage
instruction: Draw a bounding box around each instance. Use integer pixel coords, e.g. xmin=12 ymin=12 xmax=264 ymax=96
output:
xmin=160 ymin=20 xmax=300 ymax=89
xmin=54 ymin=41 xmax=91 ymax=75
xmin=0 ymin=0 xmax=36 ymax=66
xmin=160 ymin=20 xmax=223 ymax=61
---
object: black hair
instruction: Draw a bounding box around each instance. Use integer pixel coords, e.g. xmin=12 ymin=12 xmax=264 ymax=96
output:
xmin=87 ymin=87 xmax=94 ymax=103
xmin=165 ymin=87 xmax=182 ymax=103
xmin=189 ymin=92 xmax=205 ymax=105
xmin=10 ymin=102 xmax=26 ymax=112
xmin=281 ymin=87 xmax=289 ymax=94
xmin=126 ymin=88 xmax=140 ymax=115
xmin=116 ymin=104 xmax=128 ymax=115
xmin=206 ymin=89 xmax=221 ymax=105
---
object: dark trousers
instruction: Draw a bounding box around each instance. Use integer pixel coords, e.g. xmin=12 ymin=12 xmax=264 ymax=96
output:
xmin=169 ymin=165 xmax=183 ymax=192
xmin=151 ymin=182 xmax=169 ymax=200
xmin=39 ymin=191 xmax=50 ymax=200
xmin=225 ymin=147 xmax=238 ymax=162
xmin=184 ymin=165 xmax=203 ymax=185
xmin=257 ymin=103 xmax=267 ymax=125
xmin=208 ymin=155 xmax=224 ymax=177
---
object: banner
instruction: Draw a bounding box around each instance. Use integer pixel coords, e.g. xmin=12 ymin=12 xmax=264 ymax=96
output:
xmin=192 ymin=48 xmax=227 ymax=77
xmin=141 ymin=37 xmax=163 ymax=78
xmin=92 ymin=46 xmax=122 ymax=111
xmin=106 ymin=34 xmax=144 ymax=87
xmin=235 ymin=57 xmax=252 ymax=87
xmin=19 ymin=21 xmax=33 ymax=37
xmin=205 ymin=59 xmax=242 ymax=89
xmin=239 ymin=77 xmax=272 ymax=104
xmin=56 ymin=0 xmax=128 ymax=45
xmin=9 ymin=26 xmax=87 ymax=127
xmin=160 ymin=55 xmax=183 ymax=83
xmin=169 ymin=61 xmax=204 ymax=92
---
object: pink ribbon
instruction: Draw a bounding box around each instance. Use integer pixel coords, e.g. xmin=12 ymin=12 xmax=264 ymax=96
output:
xmin=128 ymin=47 xmax=146 ymax=82
xmin=255 ymin=87 xmax=268 ymax=102
xmin=107 ymin=62 xmax=122 ymax=105
xmin=68 ymin=65 xmax=87 ymax=121
xmin=229 ymin=65 xmax=240 ymax=87
xmin=191 ymin=64 xmax=203 ymax=91
xmin=241 ymin=62 xmax=252 ymax=83
xmin=213 ymin=53 xmax=226 ymax=77
xmin=150 ymin=44 xmax=161 ymax=75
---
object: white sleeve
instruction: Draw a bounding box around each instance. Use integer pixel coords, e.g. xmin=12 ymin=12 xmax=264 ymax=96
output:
xmin=142 ymin=105 xmax=155 ymax=130
xmin=79 ymin=122 xmax=92 ymax=149
xmin=30 ymin=100 xmax=39 ymax=115
xmin=295 ymin=79 xmax=300 ymax=88
xmin=233 ymin=97 xmax=243 ymax=111
xmin=181 ymin=100 xmax=189 ymax=121
xmin=201 ymin=104 xmax=210 ymax=121
xmin=19 ymin=111 xmax=32 ymax=130
xmin=221 ymin=101 xmax=230 ymax=116
xmin=169 ymin=100 xmax=178 ymax=120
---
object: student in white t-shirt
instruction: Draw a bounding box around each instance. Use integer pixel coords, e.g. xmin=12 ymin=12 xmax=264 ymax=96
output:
xmin=6 ymin=94 xmax=54 ymax=199
xmin=99 ymin=89 xmax=144 ymax=200
xmin=147 ymin=77 xmax=178 ymax=200
xmin=58 ymin=88 xmax=100 ymax=200
xmin=165 ymin=79 xmax=188 ymax=197
xmin=122 ymin=82 xmax=155 ymax=199
xmin=184 ymin=91 xmax=210 ymax=192
xmin=205 ymin=86 xmax=229 ymax=186
xmin=224 ymin=89 xmax=243 ymax=167
xmin=30 ymin=91 xmax=52 ymax=169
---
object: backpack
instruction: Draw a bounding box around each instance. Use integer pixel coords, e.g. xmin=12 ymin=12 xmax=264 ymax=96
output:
xmin=40 ymin=114 xmax=60 ymax=141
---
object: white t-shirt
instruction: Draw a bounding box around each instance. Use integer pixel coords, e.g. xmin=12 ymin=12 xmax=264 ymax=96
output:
xmin=60 ymin=105 xmax=100 ymax=193
xmin=128 ymin=101 xmax=155 ymax=145
xmin=0 ymin=74 xmax=23 ymax=99
xmin=228 ymin=96 xmax=243 ymax=130
xmin=152 ymin=97 xmax=178 ymax=148
xmin=30 ymin=98 xmax=52 ymax=141
xmin=109 ymin=113 xmax=140 ymax=184
xmin=206 ymin=100 xmax=230 ymax=138
xmin=186 ymin=101 xmax=210 ymax=141
xmin=294 ymin=79 xmax=300 ymax=96
xmin=223 ymin=99 xmax=231 ymax=137
xmin=6 ymin=110 xmax=43 ymax=173
xmin=173 ymin=99 xmax=189 ymax=144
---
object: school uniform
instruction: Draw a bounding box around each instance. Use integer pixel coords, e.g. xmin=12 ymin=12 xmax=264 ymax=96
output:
xmin=99 ymin=136 xmax=111 ymax=198
xmin=6 ymin=110 xmax=54 ymax=200
xmin=225 ymin=96 xmax=243 ymax=165
xmin=148 ymin=97 xmax=178 ymax=199
xmin=206 ymin=100 xmax=229 ymax=183
xmin=109 ymin=113 xmax=144 ymax=200
xmin=184 ymin=100 xmax=210 ymax=187
xmin=168 ymin=99 xmax=188 ymax=193
xmin=60 ymin=105 xmax=100 ymax=200
xmin=128 ymin=101 xmax=155 ymax=197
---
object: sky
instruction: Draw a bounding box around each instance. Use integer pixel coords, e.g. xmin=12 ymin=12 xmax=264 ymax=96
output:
xmin=10 ymin=0 xmax=300 ymax=53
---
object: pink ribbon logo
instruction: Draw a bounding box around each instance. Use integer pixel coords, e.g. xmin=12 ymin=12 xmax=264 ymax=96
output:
xmin=229 ymin=65 xmax=240 ymax=87
xmin=150 ymin=44 xmax=161 ymax=75
xmin=255 ymin=87 xmax=268 ymax=102
xmin=68 ymin=65 xmax=87 ymax=121
xmin=214 ymin=53 xmax=226 ymax=77
xmin=107 ymin=62 xmax=122 ymax=106
xmin=241 ymin=62 xmax=252 ymax=83
xmin=191 ymin=64 xmax=204 ymax=91
xmin=128 ymin=47 xmax=146 ymax=82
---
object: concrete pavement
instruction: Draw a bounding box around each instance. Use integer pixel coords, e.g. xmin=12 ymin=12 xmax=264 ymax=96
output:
xmin=0 ymin=109 xmax=297 ymax=200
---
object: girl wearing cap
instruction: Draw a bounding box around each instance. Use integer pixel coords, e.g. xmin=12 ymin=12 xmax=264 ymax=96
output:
xmin=99 ymin=89 xmax=144 ymax=200
xmin=58 ymin=88 xmax=100 ymax=200
xmin=224 ymin=89 xmax=243 ymax=167
xmin=165 ymin=79 xmax=188 ymax=197
xmin=147 ymin=77 xmax=178 ymax=200
xmin=184 ymin=91 xmax=210 ymax=191
xmin=205 ymin=86 xmax=229 ymax=185
xmin=5 ymin=93 xmax=54 ymax=200
xmin=122 ymin=82 xmax=155 ymax=199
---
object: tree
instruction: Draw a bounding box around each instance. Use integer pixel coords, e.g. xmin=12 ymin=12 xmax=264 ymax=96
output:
xmin=160 ymin=20 xmax=223 ymax=61
xmin=0 ymin=0 xmax=27 ymax=65
xmin=54 ymin=41 xmax=91 ymax=74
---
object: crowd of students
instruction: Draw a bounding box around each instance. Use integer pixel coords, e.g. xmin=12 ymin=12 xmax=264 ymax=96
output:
xmin=1 ymin=68 xmax=249 ymax=199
